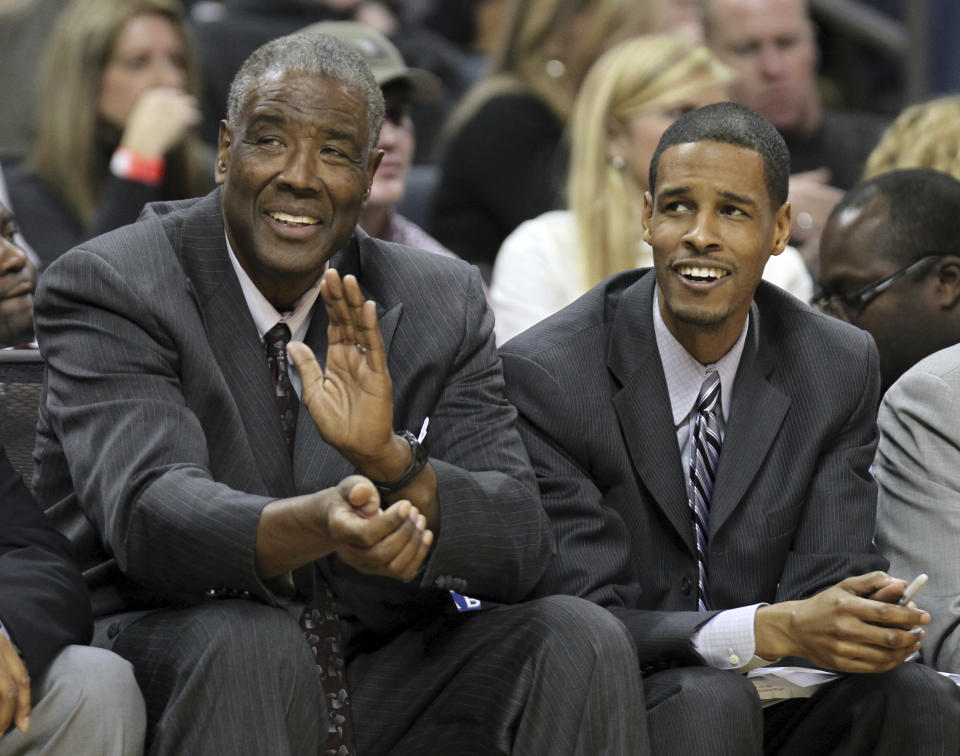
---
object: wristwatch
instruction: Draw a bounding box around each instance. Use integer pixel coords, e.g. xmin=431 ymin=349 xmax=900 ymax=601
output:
xmin=372 ymin=430 xmax=429 ymax=495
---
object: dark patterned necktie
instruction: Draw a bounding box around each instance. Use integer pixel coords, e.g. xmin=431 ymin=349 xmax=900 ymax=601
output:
xmin=689 ymin=370 xmax=723 ymax=612
xmin=263 ymin=323 xmax=355 ymax=754
xmin=300 ymin=584 xmax=356 ymax=756
xmin=263 ymin=323 xmax=298 ymax=454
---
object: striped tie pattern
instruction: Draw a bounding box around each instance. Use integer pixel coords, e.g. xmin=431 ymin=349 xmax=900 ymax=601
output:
xmin=690 ymin=370 xmax=723 ymax=612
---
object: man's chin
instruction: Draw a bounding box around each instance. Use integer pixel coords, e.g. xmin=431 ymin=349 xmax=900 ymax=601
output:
xmin=0 ymin=290 xmax=34 ymax=315
xmin=669 ymin=302 xmax=731 ymax=331
xmin=0 ymin=311 xmax=35 ymax=348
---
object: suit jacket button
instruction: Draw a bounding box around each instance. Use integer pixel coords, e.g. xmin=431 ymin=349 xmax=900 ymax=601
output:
xmin=107 ymin=622 xmax=121 ymax=639
xmin=680 ymin=577 xmax=692 ymax=595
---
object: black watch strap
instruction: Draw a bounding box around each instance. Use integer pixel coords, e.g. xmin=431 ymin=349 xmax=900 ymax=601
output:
xmin=372 ymin=430 xmax=429 ymax=495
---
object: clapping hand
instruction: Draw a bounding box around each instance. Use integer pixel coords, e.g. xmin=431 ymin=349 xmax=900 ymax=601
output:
xmin=288 ymin=269 xmax=398 ymax=475
xmin=326 ymin=476 xmax=433 ymax=582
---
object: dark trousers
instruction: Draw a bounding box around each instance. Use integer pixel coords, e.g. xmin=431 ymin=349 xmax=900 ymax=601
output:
xmin=347 ymin=595 xmax=648 ymax=755
xmin=645 ymin=662 xmax=960 ymax=755
xmin=106 ymin=594 xmax=649 ymax=755
xmin=108 ymin=599 xmax=325 ymax=756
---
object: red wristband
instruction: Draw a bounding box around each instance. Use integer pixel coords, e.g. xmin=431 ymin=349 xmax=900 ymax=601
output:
xmin=109 ymin=147 xmax=166 ymax=185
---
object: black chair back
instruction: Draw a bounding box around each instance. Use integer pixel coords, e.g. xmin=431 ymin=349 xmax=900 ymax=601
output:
xmin=0 ymin=349 xmax=44 ymax=488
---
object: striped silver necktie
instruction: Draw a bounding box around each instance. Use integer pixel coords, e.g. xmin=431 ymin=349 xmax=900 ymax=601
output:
xmin=690 ymin=370 xmax=723 ymax=611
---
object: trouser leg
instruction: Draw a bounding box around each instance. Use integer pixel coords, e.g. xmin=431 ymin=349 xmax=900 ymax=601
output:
xmin=347 ymin=595 xmax=648 ymax=755
xmin=764 ymin=661 xmax=960 ymax=755
xmin=109 ymin=599 xmax=324 ymax=756
xmin=0 ymin=645 xmax=146 ymax=756
xmin=644 ymin=666 xmax=764 ymax=756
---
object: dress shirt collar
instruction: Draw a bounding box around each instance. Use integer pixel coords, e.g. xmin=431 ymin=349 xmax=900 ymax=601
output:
xmin=225 ymin=232 xmax=323 ymax=343
xmin=652 ymin=285 xmax=749 ymax=426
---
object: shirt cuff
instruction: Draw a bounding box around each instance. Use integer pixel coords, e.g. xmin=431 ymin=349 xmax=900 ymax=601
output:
xmin=693 ymin=603 xmax=767 ymax=669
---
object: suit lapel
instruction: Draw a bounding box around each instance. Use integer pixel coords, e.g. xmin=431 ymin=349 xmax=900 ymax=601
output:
xmin=178 ymin=191 xmax=295 ymax=496
xmin=609 ymin=275 xmax=695 ymax=554
xmin=709 ymin=302 xmax=790 ymax=534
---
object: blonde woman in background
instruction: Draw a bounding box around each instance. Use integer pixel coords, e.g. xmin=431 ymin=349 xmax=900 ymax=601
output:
xmin=490 ymin=34 xmax=813 ymax=344
xmin=6 ymin=0 xmax=213 ymax=268
xmin=431 ymin=0 xmax=667 ymax=280
xmin=863 ymin=95 xmax=960 ymax=180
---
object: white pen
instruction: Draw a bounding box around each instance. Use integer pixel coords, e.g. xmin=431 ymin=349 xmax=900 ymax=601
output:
xmin=898 ymin=573 xmax=928 ymax=607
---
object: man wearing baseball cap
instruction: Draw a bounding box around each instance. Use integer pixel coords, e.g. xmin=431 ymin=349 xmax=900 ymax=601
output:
xmin=305 ymin=21 xmax=458 ymax=260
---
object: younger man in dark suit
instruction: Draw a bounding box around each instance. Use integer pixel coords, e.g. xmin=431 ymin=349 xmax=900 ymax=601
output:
xmin=501 ymin=102 xmax=960 ymax=754
xmin=33 ymin=31 xmax=645 ymax=755
xmin=0 ymin=199 xmax=144 ymax=754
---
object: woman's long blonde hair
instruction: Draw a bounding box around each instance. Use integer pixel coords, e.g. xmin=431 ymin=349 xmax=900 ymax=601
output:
xmin=863 ymin=95 xmax=960 ymax=181
xmin=569 ymin=35 xmax=732 ymax=289
xmin=29 ymin=0 xmax=210 ymax=225
xmin=441 ymin=0 xmax=666 ymax=143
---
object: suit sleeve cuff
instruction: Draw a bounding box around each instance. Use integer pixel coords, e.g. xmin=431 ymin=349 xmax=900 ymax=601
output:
xmin=692 ymin=603 xmax=767 ymax=669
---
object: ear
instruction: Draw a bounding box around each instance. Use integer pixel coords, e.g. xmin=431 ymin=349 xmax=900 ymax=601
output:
xmin=366 ymin=148 xmax=384 ymax=187
xmin=215 ymin=120 xmax=231 ymax=185
xmin=933 ymin=256 xmax=960 ymax=310
xmin=770 ymin=200 xmax=791 ymax=257
xmin=641 ymin=191 xmax=653 ymax=244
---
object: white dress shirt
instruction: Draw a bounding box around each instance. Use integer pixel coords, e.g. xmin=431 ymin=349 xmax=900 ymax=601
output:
xmin=225 ymin=233 xmax=324 ymax=397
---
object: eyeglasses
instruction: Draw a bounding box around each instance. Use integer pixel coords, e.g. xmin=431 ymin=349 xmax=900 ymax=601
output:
xmin=813 ymin=254 xmax=945 ymax=320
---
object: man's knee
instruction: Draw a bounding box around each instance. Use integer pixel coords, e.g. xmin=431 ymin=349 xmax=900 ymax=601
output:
xmin=872 ymin=660 xmax=960 ymax=708
xmin=851 ymin=661 xmax=960 ymax=736
xmin=117 ymin=599 xmax=315 ymax=691
xmin=521 ymin=595 xmax=637 ymax=667
xmin=646 ymin=667 xmax=762 ymax=753
xmin=113 ymin=600 xmax=324 ymax=754
xmin=34 ymin=645 xmax=146 ymax=754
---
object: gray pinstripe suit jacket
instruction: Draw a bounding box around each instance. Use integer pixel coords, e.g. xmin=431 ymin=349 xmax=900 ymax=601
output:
xmin=32 ymin=188 xmax=551 ymax=636
xmin=501 ymin=269 xmax=886 ymax=673
xmin=875 ymin=343 xmax=960 ymax=673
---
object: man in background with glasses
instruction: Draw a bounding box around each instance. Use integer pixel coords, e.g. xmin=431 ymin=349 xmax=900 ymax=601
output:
xmin=818 ymin=169 xmax=960 ymax=677
xmin=817 ymin=168 xmax=960 ymax=395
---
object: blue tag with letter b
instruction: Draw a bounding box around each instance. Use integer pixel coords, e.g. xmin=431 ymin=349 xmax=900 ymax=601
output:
xmin=450 ymin=591 xmax=483 ymax=612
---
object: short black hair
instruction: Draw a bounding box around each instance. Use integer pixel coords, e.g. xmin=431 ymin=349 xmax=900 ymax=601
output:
xmin=828 ymin=168 xmax=960 ymax=265
xmin=227 ymin=31 xmax=385 ymax=150
xmin=648 ymin=102 xmax=790 ymax=207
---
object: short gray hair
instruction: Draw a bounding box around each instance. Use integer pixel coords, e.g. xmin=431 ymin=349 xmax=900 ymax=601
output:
xmin=226 ymin=31 xmax=385 ymax=150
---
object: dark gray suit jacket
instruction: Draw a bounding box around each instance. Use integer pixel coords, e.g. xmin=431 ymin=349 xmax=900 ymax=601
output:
xmin=500 ymin=269 xmax=886 ymax=673
xmin=33 ymin=189 xmax=551 ymax=637
xmin=0 ymin=446 xmax=91 ymax=677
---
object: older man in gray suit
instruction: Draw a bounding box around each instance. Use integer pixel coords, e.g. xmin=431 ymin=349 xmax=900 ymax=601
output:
xmin=875 ymin=343 xmax=960 ymax=674
xmin=32 ymin=31 xmax=645 ymax=756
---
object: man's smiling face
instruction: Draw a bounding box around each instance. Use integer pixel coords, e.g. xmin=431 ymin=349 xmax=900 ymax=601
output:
xmin=217 ymin=69 xmax=381 ymax=310
xmin=643 ymin=139 xmax=791 ymax=360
